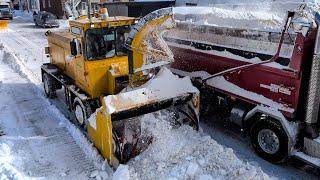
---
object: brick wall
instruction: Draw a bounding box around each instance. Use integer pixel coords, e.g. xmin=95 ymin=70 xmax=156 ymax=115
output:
xmin=40 ymin=0 xmax=65 ymax=18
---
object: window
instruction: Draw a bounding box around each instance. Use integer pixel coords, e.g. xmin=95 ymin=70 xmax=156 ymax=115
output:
xmin=85 ymin=26 xmax=131 ymax=60
xmin=42 ymin=0 xmax=46 ymax=9
xmin=86 ymin=28 xmax=116 ymax=60
xmin=186 ymin=3 xmax=197 ymax=6
xmin=71 ymin=27 xmax=82 ymax=35
xmin=115 ymin=26 xmax=131 ymax=56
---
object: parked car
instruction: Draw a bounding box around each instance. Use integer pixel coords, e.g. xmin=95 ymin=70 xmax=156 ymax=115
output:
xmin=33 ymin=11 xmax=59 ymax=28
xmin=0 ymin=4 xmax=13 ymax=20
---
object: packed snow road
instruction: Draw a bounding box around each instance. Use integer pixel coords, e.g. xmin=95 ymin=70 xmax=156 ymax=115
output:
xmin=0 ymin=48 xmax=96 ymax=179
xmin=0 ymin=11 xmax=317 ymax=179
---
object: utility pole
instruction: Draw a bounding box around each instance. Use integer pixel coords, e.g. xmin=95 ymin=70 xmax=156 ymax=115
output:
xmin=87 ymin=0 xmax=92 ymax=20
xmin=72 ymin=0 xmax=75 ymax=15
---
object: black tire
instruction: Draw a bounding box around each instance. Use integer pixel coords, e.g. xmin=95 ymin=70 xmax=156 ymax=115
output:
xmin=250 ymin=117 xmax=288 ymax=163
xmin=43 ymin=73 xmax=56 ymax=98
xmin=73 ymin=98 xmax=93 ymax=127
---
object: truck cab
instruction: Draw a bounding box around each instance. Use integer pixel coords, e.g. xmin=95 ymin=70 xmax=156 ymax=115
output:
xmin=42 ymin=16 xmax=137 ymax=127
xmin=46 ymin=16 xmax=136 ymax=99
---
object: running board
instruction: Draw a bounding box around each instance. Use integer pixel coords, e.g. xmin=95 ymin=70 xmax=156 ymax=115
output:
xmin=292 ymin=151 xmax=320 ymax=169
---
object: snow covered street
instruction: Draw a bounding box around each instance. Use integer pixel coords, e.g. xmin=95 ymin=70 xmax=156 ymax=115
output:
xmin=0 ymin=47 xmax=96 ymax=178
xmin=0 ymin=10 xmax=318 ymax=179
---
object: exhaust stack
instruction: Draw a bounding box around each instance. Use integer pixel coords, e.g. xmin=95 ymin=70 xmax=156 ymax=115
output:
xmin=304 ymin=13 xmax=320 ymax=138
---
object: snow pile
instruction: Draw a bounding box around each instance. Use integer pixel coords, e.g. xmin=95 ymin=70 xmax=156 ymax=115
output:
xmin=13 ymin=10 xmax=33 ymax=22
xmin=175 ymin=0 xmax=319 ymax=6
xmin=113 ymin=165 xmax=130 ymax=180
xmin=142 ymin=67 xmax=198 ymax=98
xmin=90 ymin=161 xmax=110 ymax=180
xmin=58 ymin=20 xmax=70 ymax=29
xmin=173 ymin=6 xmax=286 ymax=31
xmin=0 ymin=143 xmax=26 ymax=180
xmin=127 ymin=113 xmax=269 ymax=180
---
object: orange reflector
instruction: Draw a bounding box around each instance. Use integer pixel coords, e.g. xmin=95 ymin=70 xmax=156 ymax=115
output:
xmin=0 ymin=20 xmax=9 ymax=29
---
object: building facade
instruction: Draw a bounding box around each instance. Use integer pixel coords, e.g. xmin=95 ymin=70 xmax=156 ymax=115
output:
xmin=19 ymin=0 xmax=40 ymax=12
xmin=39 ymin=0 xmax=66 ymax=18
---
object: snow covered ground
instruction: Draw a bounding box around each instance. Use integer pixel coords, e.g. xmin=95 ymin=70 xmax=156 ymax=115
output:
xmin=0 ymin=46 xmax=97 ymax=179
xmin=0 ymin=9 xmax=317 ymax=179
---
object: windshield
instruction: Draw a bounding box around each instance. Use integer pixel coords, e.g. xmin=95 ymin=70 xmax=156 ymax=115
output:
xmin=86 ymin=27 xmax=131 ymax=60
xmin=86 ymin=28 xmax=115 ymax=60
xmin=116 ymin=26 xmax=130 ymax=56
xmin=0 ymin=5 xmax=9 ymax=10
xmin=44 ymin=13 xmax=57 ymax=20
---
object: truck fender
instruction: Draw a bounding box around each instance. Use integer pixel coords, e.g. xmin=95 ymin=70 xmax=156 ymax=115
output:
xmin=244 ymin=105 xmax=300 ymax=154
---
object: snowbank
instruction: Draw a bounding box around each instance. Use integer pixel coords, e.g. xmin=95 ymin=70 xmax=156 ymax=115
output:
xmin=127 ymin=113 xmax=269 ymax=180
xmin=13 ymin=10 xmax=33 ymax=22
xmin=113 ymin=165 xmax=130 ymax=180
xmin=173 ymin=6 xmax=286 ymax=31
xmin=0 ymin=143 xmax=26 ymax=180
xmin=173 ymin=1 xmax=319 ymax=31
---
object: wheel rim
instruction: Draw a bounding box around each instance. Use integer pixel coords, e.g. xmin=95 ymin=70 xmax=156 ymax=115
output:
xmin=43 ymin=76 xmax=49 ymax=94
xmin=75 ymin=104 xmax=84 ymax=125
xmin=257 ymin=129 xmax=280 ymax=154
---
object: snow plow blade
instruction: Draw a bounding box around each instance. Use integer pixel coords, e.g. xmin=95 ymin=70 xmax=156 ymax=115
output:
xmin=0 ymin=20 xmax=8 ymax=29
xmin=87 ymin=68 xmax=200 ymax=167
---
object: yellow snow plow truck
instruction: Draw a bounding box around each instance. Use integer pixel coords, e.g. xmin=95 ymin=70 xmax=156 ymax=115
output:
xmin=41 ymin=7 xmax=199 ymax=167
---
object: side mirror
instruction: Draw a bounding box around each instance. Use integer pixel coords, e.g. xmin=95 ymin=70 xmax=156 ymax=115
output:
xmin=45 ymin=47 xmax=50 ymax=54
xmin=70 ymin=39 xmax=80 ymax=56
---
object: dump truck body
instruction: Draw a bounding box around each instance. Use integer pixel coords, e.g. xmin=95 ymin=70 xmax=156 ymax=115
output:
xmin=163 ymin=6 xmax=320 ymax=168
xmin=167 ymin=25 xmax=317 ymax=118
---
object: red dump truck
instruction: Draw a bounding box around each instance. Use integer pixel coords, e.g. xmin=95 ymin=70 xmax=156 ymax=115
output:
xmin=165 ymin=6 xmax=320 ymax=167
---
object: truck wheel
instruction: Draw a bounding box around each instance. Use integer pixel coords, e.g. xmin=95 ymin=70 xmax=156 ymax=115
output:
xmin=73 ymin=98 xmax=92 ymax=127
xmin=250 ymin=118 xmax=288 ymax=163
xmin=43 ymin=73 xmax=56 ymax=98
